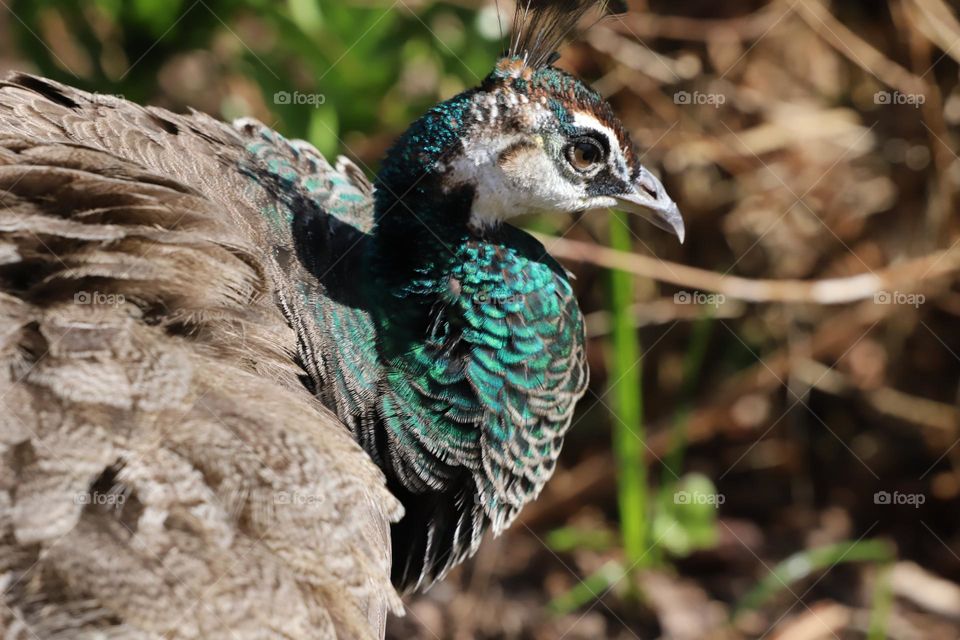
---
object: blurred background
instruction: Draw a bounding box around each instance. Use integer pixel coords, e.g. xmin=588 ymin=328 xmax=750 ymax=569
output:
xmin=2 ymin=1 xmax=959 ymax=638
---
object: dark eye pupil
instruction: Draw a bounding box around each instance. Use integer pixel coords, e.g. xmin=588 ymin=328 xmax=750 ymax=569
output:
xmin=576 ymin=142 xmax=599 ymax=163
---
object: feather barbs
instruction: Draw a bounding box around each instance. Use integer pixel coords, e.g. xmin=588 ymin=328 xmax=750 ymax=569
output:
xmin=507 ymin=0 xmax=627 ymax=69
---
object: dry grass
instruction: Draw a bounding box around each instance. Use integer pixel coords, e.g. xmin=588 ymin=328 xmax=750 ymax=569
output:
xmin=395 ymin=2 xmax=960 ymax=638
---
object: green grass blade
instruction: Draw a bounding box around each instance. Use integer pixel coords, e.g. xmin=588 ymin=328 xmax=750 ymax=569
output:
xmin=608 ymin=211 xmax=650 ymax=568
xmin=546 ymin=526 xmax=617 ymax=553
xmin=735 ymin=539 xmax=895 ymax=616
xmin=664 ymin=310 xmax=713 ymax=483
xmin=867 ymin=562 xmax=894 ymax=640
xmin=548 ymin=560 xmax=624 ymax=614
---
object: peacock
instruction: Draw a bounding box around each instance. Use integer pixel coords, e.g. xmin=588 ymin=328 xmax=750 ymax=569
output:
xmin=0 ymin=1 xmax=683 ymax=638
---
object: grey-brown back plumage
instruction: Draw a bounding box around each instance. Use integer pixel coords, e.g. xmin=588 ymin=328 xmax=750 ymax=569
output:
xmin=0 ymin=73 xmax=402 ymax=639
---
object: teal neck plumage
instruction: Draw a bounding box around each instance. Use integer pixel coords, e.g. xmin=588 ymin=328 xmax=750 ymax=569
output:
xmin=364 ymin=90 xmax=586 ymax=588
xmin=241 ymin=80 xmax=587 ymax=592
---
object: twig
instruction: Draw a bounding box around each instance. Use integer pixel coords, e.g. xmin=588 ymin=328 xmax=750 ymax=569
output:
xmin=792 ymin=358 xmax=960 ymax=434
xmin=793 ymin=0 xmax=928 ymax=95
xmin=612 ymin=2 xmax=792 ymax=42
xmin=533 ymin=232 xmax=960 ymax=304
xmin=584 ymin=298 xmax=744 ymax=337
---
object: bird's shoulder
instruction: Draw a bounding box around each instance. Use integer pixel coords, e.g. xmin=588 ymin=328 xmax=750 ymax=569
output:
xmin=233 ymin=117 xmax=375 ymax=235
xmin=0 ymin=128 xmax=402 ymax=637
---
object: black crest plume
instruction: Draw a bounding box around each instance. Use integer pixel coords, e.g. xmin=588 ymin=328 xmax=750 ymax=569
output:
xmin=509 ymin=0 xmax=627 ymax=68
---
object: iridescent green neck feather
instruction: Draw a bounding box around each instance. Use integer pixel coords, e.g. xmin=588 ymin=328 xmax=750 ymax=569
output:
xmin=366 ymin=81 xmax=588 ymax=587
xmin=244 ymin=40 xmax=682 ymax=591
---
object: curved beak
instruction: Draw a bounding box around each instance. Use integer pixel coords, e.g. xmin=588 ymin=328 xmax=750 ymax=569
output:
xmin=614 ymin=166 xmax=685 ymax=244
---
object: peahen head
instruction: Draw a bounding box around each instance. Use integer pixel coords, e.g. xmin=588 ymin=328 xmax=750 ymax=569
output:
xmin=344 ymin=0 xmax=685 ymax=592
xmin=374 ymin=56 xmax=683 ymax=244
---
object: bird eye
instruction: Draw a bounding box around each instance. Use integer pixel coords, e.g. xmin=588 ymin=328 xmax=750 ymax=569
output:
xmin=566 ymin=138 xmax=604 ymax=172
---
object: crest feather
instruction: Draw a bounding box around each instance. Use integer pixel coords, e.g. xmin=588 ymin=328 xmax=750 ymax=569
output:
xmin=509 ymin=0 xmax=627 ymax=68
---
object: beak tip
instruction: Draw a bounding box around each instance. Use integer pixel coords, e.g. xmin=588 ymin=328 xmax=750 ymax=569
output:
xmin=664 ymin=204 xmax=686 ymax=244
xmin=614 ymin=170 xmax=686 ymax=243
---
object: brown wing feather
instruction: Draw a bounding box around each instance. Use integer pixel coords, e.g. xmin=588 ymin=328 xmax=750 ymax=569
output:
xmin=0 ymin=75 xmax=402 ymax=640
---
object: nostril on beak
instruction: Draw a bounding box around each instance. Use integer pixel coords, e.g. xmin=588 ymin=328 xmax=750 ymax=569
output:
xmin=616 ymin=166 xmax=685 ymax=243
xmin=636 ymin=167 xmax=663 ymax=200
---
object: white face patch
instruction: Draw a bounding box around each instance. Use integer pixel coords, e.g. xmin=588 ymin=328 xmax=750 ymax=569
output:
xmin=443 ymin=103 xmax=632 ymax=230
xmin=447 ymin=132 xmax=588 ymax=228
